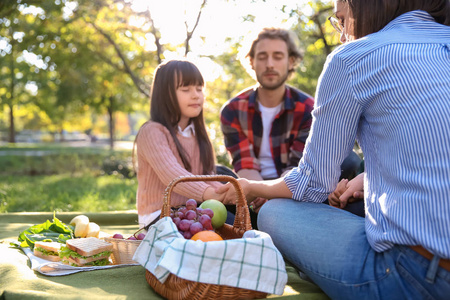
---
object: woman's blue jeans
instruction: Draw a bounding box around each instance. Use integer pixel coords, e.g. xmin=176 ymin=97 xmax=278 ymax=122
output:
xmin=258 ymin=199 xmax=450 ymax=300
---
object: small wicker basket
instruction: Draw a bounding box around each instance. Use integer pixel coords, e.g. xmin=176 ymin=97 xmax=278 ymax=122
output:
xmin=145 ymin=175 xmax=268 ymax=300
xmin=104 ymin=230 xmax=143 ymax=265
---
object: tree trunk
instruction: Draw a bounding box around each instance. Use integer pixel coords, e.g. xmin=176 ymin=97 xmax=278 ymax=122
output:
xmin=8 ymin=103 xmax=15 ymax=143
xmin=60 ymin=127 xmax=65 ymax=142
xmin=8 ymin=37 xmax=15 ymax=144
xmin=108 ymin=96 xmax=115 ymax=150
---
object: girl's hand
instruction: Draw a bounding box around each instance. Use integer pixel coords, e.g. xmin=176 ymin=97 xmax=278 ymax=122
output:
xmin=202 ymin=186 xmax=232 ymax=205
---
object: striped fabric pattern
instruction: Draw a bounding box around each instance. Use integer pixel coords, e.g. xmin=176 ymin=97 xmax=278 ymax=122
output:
xmin=133 ymin=217 xmax=288 ymax=295
xmin=284 ymin=10 xmax=450 ymax=258
xmin=220 ymin=85 xmax=314 ymax=177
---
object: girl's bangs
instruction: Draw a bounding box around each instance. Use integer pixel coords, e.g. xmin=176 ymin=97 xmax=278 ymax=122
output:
xmin=175 ymin=63 xmax=204 ymax=87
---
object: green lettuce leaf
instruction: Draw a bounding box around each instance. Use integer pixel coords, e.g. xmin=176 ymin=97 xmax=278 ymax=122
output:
xmin=35 ymin=247 xmax=59 ymax=256
xmin=11 ymin=212 xmax=74 ymax=249
xmin=59 ymin=246 xmax=112 ymax=259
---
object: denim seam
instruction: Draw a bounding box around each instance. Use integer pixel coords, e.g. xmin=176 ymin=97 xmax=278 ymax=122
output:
xmin=396 ymin=253 xmax=434 ymax=300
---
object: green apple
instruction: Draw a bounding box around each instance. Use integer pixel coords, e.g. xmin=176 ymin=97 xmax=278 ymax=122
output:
xmin=200 ymin=199 xmax=227 ymax=228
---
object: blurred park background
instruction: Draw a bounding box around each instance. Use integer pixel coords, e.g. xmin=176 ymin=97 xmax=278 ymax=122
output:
xmin=0 ymin=0 xmax=341 ymax=213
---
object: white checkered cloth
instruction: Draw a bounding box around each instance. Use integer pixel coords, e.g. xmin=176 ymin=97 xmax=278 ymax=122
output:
xmin=133 ymin=217 xmax=287 ymax=295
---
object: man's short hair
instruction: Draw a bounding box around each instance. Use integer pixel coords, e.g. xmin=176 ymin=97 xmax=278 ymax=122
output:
xmin=246 ymin=28 xmax=303 ymax=68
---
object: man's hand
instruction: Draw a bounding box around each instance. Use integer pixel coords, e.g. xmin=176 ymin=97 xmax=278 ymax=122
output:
xmin=249 ymin=197 xmax=268 ymax=213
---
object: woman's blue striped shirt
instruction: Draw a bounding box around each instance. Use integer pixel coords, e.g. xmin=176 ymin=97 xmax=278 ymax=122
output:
xmin=285 ymin=11 xmax=450 ymax=258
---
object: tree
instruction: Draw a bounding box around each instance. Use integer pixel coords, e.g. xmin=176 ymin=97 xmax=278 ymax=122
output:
xmin=0 ymin=0 xmax=63 ymax=142
xmin=288 ymin=0 xmax=341 ymax=96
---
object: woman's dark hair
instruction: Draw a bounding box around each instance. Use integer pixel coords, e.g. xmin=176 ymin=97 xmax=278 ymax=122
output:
xmin=246 ymin=27 xmax=302 ymax=74
xmin=133 ymin=60 xmax=215 ymax=174
xmin=342 ymin=0 xmax=450 ymax=38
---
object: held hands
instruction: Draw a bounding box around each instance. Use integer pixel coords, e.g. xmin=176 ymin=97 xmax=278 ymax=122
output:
xmin=214 ymin=178 xmax=257 ymax=205
xmin=203 ymin=186 xmax=235 ymax=205
xmin=328 ymin=173 xmax=364 ymax=209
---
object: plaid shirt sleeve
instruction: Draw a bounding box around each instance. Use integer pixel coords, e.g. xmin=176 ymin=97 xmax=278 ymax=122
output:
xmin=220 ymin=96 xmax=261 ymax=173
xmin=283 ymin=94 xmax=314 ymax=174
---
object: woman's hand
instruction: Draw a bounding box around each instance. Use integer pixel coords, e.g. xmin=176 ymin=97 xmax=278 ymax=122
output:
xmin=328 ymin=173 xmax=364 ymax=208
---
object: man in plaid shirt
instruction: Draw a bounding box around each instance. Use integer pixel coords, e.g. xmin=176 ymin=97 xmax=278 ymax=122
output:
xmin=220 ymin=28 xmax=362 ymax=215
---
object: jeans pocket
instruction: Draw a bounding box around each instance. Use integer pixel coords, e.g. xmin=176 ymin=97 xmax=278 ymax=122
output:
xmin=396 ymin=252 xmax=434 ymax=300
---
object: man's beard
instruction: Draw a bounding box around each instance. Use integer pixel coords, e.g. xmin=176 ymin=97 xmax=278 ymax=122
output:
xmin=256 ymin=70 xmax=289 ymax=90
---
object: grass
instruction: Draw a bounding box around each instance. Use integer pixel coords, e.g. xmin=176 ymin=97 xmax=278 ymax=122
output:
xmin=0 ymin=174 xmax=137 ymax=213
xmin=0 ymin=143 xmax=137 ymax=213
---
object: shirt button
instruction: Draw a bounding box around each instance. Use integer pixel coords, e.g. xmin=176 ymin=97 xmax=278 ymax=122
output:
xmin=305 ymin=170 xmax=311 ymax=176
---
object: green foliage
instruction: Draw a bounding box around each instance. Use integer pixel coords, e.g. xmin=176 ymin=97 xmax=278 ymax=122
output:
xmin=0 ymin=1 xmax=348 ymax=186
xmin=0 ymin=144 xmax=134 ymax=176
xmin=0 ymin=174 xmax=137 ymax=213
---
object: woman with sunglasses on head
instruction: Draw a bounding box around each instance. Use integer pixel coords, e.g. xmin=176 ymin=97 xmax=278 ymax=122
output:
xmin=217 ymin=0 xmax=450 ymax=298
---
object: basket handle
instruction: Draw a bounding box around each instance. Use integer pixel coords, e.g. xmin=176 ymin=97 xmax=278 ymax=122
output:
xmin=161 ymin=175 xmax=252 ymax=232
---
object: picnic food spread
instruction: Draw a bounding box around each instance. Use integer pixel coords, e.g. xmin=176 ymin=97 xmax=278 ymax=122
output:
xmin=70 ymin=215 xmax=101 ymax=238
xmin=60 ymin=237 xmax=113 ymax=267
xmin=1 ymin=211 xmax=328 ymax=299
xmin=33 ymin=241 xmax=62 ymax=262
xmin=11 ymin=213 xmax=139 ymax=268
xmin=6 ymin=176 xmax=290 ymax=299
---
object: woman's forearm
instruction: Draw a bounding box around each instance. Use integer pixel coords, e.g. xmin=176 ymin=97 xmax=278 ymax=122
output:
xmin=246 ymin=177 xmax=293 ymax=200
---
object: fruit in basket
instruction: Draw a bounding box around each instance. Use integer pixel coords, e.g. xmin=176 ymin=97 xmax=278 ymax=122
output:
xmin=137 ymin=233 xmax=146 ymax=240
xmin=185 ymin=210 xmax=197 ymax=220
xmin=178 ymin=219 xmax=193 ymax=232
xmin=185 ymin=199 xmax=197 ymax=210
xmin=191 ymin=231 xmax=223 ymax=242
xmin=202 ymin=208 xmax=214 ymax=219
xmin=70 ymin=215 xmax=90 ymax=238
xmin=183 ymin=231 xmax=193 ymax=239
xmin=112 ymin=233 xmax=124 ymax=239
xmin=128 ymin=236 xmax=137 ymax=240
xmin=170 ymin=199 xmax=212 ymax=238
xmin=189 ymin=222 xmax=203 ymax=235
xmin=200 ymin=200 xmax=227 ymax=229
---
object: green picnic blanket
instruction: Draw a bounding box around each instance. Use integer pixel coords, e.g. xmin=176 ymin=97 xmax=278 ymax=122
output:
xmin=0 ymin=212 xmax=328 ymax=300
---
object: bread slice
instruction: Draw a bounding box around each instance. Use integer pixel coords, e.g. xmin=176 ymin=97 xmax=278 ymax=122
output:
xmin=34 ymin=250 xmax=62 ymax=262
xmin=34 ymin=241 xmax=62 ymax=262
xmin=66 ymin=237 xmax=113 ymax=256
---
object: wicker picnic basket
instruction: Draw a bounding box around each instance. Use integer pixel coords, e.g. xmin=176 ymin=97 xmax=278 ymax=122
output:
xmin=104 ymin=229 xmax=144 ymax=265
xmin=145 ymin=175 xmax=268 ymax=300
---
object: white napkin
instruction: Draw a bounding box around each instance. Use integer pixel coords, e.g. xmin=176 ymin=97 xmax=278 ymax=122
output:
xmin=20 ymin=246 xmax=138 ymax=276
xmin=133 ymin=217 xmax=287 ymax=295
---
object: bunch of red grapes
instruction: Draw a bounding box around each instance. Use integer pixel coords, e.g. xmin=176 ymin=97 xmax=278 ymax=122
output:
xmin=170 ymin=199 xmax=214 ymax=239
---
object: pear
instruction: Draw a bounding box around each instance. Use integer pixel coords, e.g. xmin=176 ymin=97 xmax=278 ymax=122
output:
xmin=69 ymin=215 xmax=89 ymax=238
xmin=85 ymin=222 xmax=100 ymax=238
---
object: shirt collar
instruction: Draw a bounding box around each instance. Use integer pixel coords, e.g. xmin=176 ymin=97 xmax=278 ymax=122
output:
xmin=178 ymin=122 xmax=195 ymax=137
xmin=249 ymin=85 xmax=295 ymax=111
xmin=380 ymin=10 xmax=435 ymax=32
